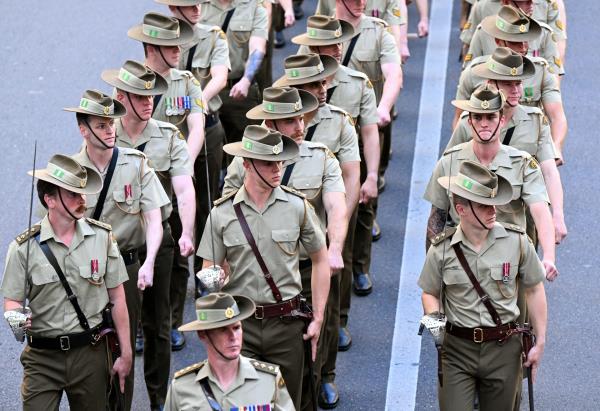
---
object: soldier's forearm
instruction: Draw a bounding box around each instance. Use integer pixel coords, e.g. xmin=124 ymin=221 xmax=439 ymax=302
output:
xmin=142 ymin=209 xmax=164 ymax=264
xmin=380 ymin=64 xmax=403 ymax=111
xmin=545 ymin=102 xmax=568 ymax=151
xmin=309 ymin=247 xmax=330 ymax=322
xmin=324 ymin=192 xmax=348 ymax=250
xmin=361 ymin=124 xmax=381 ymax=178
xmin=203 ymin=66 xmax=228 ymax=106
xmin=422 ymin=293 xmax=440 ymax=315
xmin=108 ymin=285 xmax=132 ymax=359
xmin=186 ymin=114 xmax=206 ymax=163
xmin=525 ymin=283 xmax=547 ymax=346
xmin=341 ymin=162 xmax=360 ymax=216
xmin=175 ymin=181 xmax=196 ymax=238
xmin=540 ymin=160 xmax=565 ymax=221
xmin=529 ymin=202 xmax=556 ymax=262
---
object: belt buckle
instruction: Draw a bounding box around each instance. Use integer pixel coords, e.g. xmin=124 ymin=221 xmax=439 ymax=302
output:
xmin=59 ymin=336 xmax=71 ymax=351
xmin=254 ymin=306 xmax=264 ymax=320
xmin=473 ymin=328 xmax=484 ymax=343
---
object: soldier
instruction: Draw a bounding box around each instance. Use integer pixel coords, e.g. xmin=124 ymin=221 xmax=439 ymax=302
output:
xmin=69 ymin=90 xmax=170 ymax=410
xmin=446 ymin=48 xmax=567 ymax=247
xmin=453 ymin=7 xmax=568 ymax=164
xmin=101 ymin=60 xmax=196 ymax=409
xmin=222 ymin=86 xmax=347 ymax=410
xmin=197 ymin=125 xmax=330 ymax=409
xmin=419 ymin=161 xmax=548 ymax=411
xmin=198 ymin=0 xmax=269 ymax=151
xmin=165 ymin=293 xmax=295 ymax=410
xmin=424 ymin=84 xmax=559 ymax=282
xmin=1 ymin=155 xmax=131 ymax=410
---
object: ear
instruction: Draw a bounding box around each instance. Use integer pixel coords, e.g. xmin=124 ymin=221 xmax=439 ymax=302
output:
xmin=44 ymin=193 xmax=57 ymax=210
xmin=264 ymin=119 xmax=274 ymax=129
xmin=115 ymin=89 xmax=125 ymax=102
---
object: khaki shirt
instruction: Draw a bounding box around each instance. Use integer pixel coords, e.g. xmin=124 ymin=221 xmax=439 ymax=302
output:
xmin=165 ymin=356 xmax=294 ymax=411
xmin=152 ymin=68 xmax=205 ymax=139
xmin=116 ymin=119 xmax=192 ymax=220
xmin=199 ymin=0 xmax=269 ymax=79
xmin=179 ymin=23 xmax=231 ymax=113
xmin=418 ymin=223 xmax=545 ymax=327
xmin=197 ymin=185 xmax=326 ymax=304
xmin=447 ymin=105 xmax=557 ymax=163
xmin=456 ymin=55 xmax=561 ymax=108
xmin=328 ymin=66 xmax=379 ymax=127
xmin=307 ymin=104 xmax=361 ymax=164
xmin=365 ymin=0 xmax=407 ymax=25
xmin=73 ymin=147 xmax=170 ymax=251
xmin=341 ymin=16 xmax=400 ymax=103
xmin=1 ymin=216 xmax=127 ymax=336
xmin=423 ymin=141 xmax=549 ymax=228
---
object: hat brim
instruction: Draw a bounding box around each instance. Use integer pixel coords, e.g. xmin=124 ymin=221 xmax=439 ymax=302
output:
xmin=178 ymin=295 xmax=256 ymax=332
xmin=127 ymin=19 xmax=194 ymax=46
xmin=292 ymin=19 xmax=355 ymax=46
xmin=471 ymin=55 xmax=535 ymax=81
xmin=223 ymin=134 xmax=299 ymax=162
xmin=246 ymin=90 xmax=319 ymax=120
xmin=451 ymin=99 xmax=503 ymax=114
xmin=273 ymin=55 xmax=339 ymax=87
xmin=481 ymin=15 xmax=542 ymax=42
xmin=155 ymin=0 xmax=202 ymax=5
xmin=28 ymin=166 xmax=103 ymax=195
xmin=437 ymin=173 xmax=513 ymax=206
xmin=101 ymin=69 xmax=169 ymax=96
xmin=63 ymin=99 xmax=127 ymax=118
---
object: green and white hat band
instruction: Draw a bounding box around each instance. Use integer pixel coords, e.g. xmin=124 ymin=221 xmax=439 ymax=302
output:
xmin=262 ymin=98 xmax=303 ymax=114
xmin=456 ymin=173 xmax=498 ymax=198
xmin=496 ymin=15 xmax=529 ymax=34
xmin=119 ymin=68 xmax=155 ymax=90
xmin=242 ymin=136 xmax=284 ymax=155
xmin=307 ymin=26 xmax=342 ymax=40
xmin=469 ymin=94 xmax=502 ymax=110
xmin=284 ymin=62 xmax=325 ymax=80
xmin=196 ymin=304 xmax=240 ymax=323
xmin=47 ymin=162 xmax=88 ymax=188
xmin=488 ymin=59 xmax=523 ymax=76
xmin=80 ymin=97 xmax=114 ymax=115
xmin=143 ymin=23 xmax=180 ymax=39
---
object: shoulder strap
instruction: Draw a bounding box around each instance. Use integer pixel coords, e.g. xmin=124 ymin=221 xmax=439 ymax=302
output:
xmin=221 ymin=8 xmax=236 ymax=33
xmin=34 ymin=234 xmax=90 ymax=330
xmin=326 ymin=86 xmax=337 ymax=103
xmin=342 ymin=33 xmax=362 ymax=67
xmin=199 ymin=378 xmax=223 ymax=411
xmin=232 ymin=203 xmax=283 ymax=302
xmin=304 ymin=123 xmax=318 ymax=142
xmin=152 ymin=94 xmax=163 ymax=115
xmin=451 ymin=243 xmax=503 ymax=326
xmin=503 ymin=126 xmax=516 ymax=146
xmin=137 ymin=142 xmax=148 ymax=153
xmin=281 ymin=163 xmax=296 ymax=186
xmin=92 ymin=147 xmax=119 ymax=221
xmin=185 ymin=45 xmax=198 ymax=72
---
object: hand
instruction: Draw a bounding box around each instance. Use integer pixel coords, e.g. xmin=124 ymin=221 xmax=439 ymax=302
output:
xmin=417 ymin=19 xmax=429 ymax=37
xmin=327 ymin=244 xmax=344 ymax=275
xmin=284 ymin=11 xmax=295 ymax=27
xmin=523 ymin=343 xmax=544 ymax=383
xmin=553 ymin=215 xmax=567 ymax=244
xmin=303 ymin=318 xmax=323 ymax=361
xmin=178 ymin=234 xmax=195 ymax=257
xmin=555 ymin=149 xmax=565 ymax=167
xmin=359 ymin=175 xmax=378 ymax=204
xmin=377 ymin=105 xmax=391 ymax=127
xmin=400 ymin=43 xmax=410 ymax=64
xmin=229 ymin=77 xmax=251 ymax=100
xmin=542 ymin=259 xmax=559 ymax=281
xmin=137 ymin=262 xmax=154 ymax=290
xmin=112 ymin=355 xmax=132 ymax=393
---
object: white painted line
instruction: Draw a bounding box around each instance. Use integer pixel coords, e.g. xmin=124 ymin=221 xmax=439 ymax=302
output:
xmin=384 ymin=0 xmax=454 ymax=409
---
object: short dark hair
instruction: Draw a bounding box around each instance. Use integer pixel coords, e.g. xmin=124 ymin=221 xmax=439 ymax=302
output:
xmin=37 ymin=180 xmax=58 ymax=209
xmin=143 ymin=42 xmax=150 ymax=57
xmin=76 ymin=112 xmax=89 ymax=126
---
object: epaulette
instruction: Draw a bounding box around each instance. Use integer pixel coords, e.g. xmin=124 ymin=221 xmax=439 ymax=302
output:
xmin=15 ymin=225 xmax=41 ymax=245
xmin=459 ymin=110 xmax=470 ymax=118
xmin=250 ymin=359 xmax=280 ymax=375
xmin=367 ymin=16 xmax=388 ymax=27
xmin=328 ymin=105 xmax=356 ymax=126
xmin=343 ymin=66 xmax=368 ymax=81
xmin=281 ymin=185 xmax=307 ymax=199
xmin=304 ymin=141 xmax=328 ymax=151
xmin=85 ymin=218 xmax=112 ymax=231
xmin=505 ymin=144 xmax=529 ymax=158
xmin=174 ymin=361 xmax=205 ymax=379
xmin=469 ymin=55 xmax=488 ymax=66
xmin=121 ymin=146 xmax=147 ymax=159
xmin=157 ymin=120 xmax=185 ymax=140
xmin=211 ymin=26 xmax=227 ymax=39
xmin=499 ymin=222 xmax=525 ymax=234
xmin=537 ymin=21 xmax=553 ymax=32
xmin=443 ymin=142 xmax=467 ymax=156
xmin=430 ymin=227 xmax=457 ymax=246
xmin=528 ymin=55 xmax=548 ymax=65
xmin=214 ymin=189 xmax=238 ymax=206
xmin=520 ymin=105 xmax=544 ymax=116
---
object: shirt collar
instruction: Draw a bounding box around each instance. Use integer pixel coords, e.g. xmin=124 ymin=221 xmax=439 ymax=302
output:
xmin=454 ymin=141 xmax=513 ymax=169
xmin=232 ymin=185 xmax=288 ymax=211
xmin=509 ymin=104 xmax=531 ymax=123
xmin=39 ymin=215 xmax=95 ymax=246
xmin=116 ymin=119 xmax=161 ymax=149
xmin=195 ymin=356 xmax=259 ymax=392
xmin=450 ymin=223 xmax=508 ymax=253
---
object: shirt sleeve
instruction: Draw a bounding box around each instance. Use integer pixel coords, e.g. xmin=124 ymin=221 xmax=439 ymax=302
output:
xmin=322 ymin=150 xmax=346 ymax=194
xmin=104 ymin=232 xmax=128 ymax=289
xmin=222 ymin=157 xmax=245 ymax=196
xmin=273 ymin=370 xmax=296 ymax=411
xmin=163 ymin=380 xmax=179 ymax=411
xmin=188 ymin=77 xmax=205 ymax=114
xmin=463 ymin=29 xmax=484 ymax=70
xmin=445 ymin=116 xmax=470 ymax=151
xmin=459 ymin=2 xmax=480 ymax=46
xmin=535 ymin=115 xmax=557 ymax=162
xmin=546 ymin=0 xmax=566 ymax=41
xmin=0 ymin=241 xmax=26 ymax=301
xmin=540 ymin=63 xmax=562 ymax=104
xmin=423 ymin=158 xmax=451 ymax=211
xmin=140 ymin=157 xmax=171 ymax=212
xmin=211 ymin=31 xmax=232 ymax=69
xmin=251 ymin=1 xmax=269 ymax=39
xmin=197 ymin=207 xmax=226 ymax=264
xmin=336 ymin=116 xmax=361 ymax=163
xmin=417 ymin=245 xmax=443 ymax=296
xmin=383 ymin=0 xmax=405 ymax=26
xmin=299 ymin=199 xmax=326 ymax=255
xmin=358 ymin=80 xmax=379 ymax=127
xmin=542 ymin=31 xmax=564 ymax=75
xmin=456 ymin=67 xmax=475 ymax=101
xmin=379 ymin=27 xmax=401 ymax=65
xmin=169 ymin=130 xmax=193 ymax=177
xmin=518 ymin=234 xmax=546 ymax=288
xmin=521 ymin=157 xmax=550 ymax=206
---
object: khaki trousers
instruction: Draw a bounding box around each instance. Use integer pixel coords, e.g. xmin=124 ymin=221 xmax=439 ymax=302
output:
xmin=340 ymin=209 xmax=358 ymax=327
xmin=122 ymin=259 xmax=141 ymax=410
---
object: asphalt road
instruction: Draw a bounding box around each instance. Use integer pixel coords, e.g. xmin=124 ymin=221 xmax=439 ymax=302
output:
xmin=0 ymin=1 xmax=598 ymax=410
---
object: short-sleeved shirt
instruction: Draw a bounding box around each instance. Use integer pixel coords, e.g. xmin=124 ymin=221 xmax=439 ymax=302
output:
xmin=1 ymin=216 xmax=127 ymax=336
xmin=446 ymin=105 xmax=557 ymax=163
xmin=199 ymin=0 xmax=269 ymax=79
xmin=73 ymin=147 xmax=170 ymax=251
xmin=418 ymin=223 xmax=545 ymax=328
xmin=316 ymin=0 xmax=407 ymax=25
xmin=456 ymin=55 xmax=561 ymax=108
xmin=307 ymin=104 xmax=361 ymax=164
xmin=116 ymin=119 xmax=192 ymax=220
xmin=197 ymin=185 xmax=326 ymax=304
xmin=152 ymin=68 xmax=205 ymax=139
xmin=341 ymin=16 xmax=401 ymax=103
xmin=165 ymin=356 xmax=294 ymax=411
xmin=179 ymin=23 xmax=231 ymax=113
xmin=327 ymin=65 xmax=379 ymax=127
xmin=423 ymin=141 xmax=549 ymax=228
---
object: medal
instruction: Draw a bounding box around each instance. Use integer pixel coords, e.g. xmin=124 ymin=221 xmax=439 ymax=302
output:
xmin=124 ymin=184 xmax=133 ymax=204
xmin=178 ymin=96 xmax=185 ymax=115
xmin=502 ymin=262 xmax=510 ymax=284
xmin=165 ymin=97 xmax=173 ymax=116
xmin=91 ymin=259 xmax=99 ymax=282
xmin=372 ymin=9 xmax=380 ymax=18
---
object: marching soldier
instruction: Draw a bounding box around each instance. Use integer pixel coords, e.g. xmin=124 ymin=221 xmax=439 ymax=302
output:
xmin=69 ymin=90 xmax=170 ymax=410
xmin=197 ymin=125 xmax=331 ymax=409
xmin=101 ymin=60 xmax=196 ymax=409
xmin=165 ymin=293 xmax=295 ymax=410
xmin=419 ymin=160 xmax=548 ymax=411
xmin=1 ymin=155 xmax=131 ymax=410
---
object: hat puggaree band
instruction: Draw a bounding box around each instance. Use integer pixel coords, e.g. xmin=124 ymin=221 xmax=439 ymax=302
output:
xmin=142 ymin=23 xmax=180 ymax=39
xmin=196 ymin=304 xmax=240 ymax=323
xmin=262 ymin=99 xmax=303 ymax=114
xmin=284 ymin=62 xmax=325 ymax=80
xmin=242 ymin=136 xmax=284 ymax=155
xmin=80 ymin=98 xmax=114 ymax=116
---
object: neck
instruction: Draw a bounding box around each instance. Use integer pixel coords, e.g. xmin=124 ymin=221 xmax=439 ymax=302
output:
xmin=472 ymin=138 xmax=500 ymax=166
xmin=244 ymin=179 xmax=273 ymax=211
xmin=502 ymin=104 xmax=515 ymax=121
xmin=86 ymin=144 xmax=113 ymax=172
xmin=121 ymin=116 xmax=148 ymax=143
xmin=460 ymin=222 xmax=490 ymax=250
xmin=336 ymin=10 xmax=362 ymax=28
xmin=145 ymin=58 xmax=171 ymax=77
xmin=47 ymin=212 xmax=77 ymax=246
xmin=208 ymin=355 xmax=240 ymax=390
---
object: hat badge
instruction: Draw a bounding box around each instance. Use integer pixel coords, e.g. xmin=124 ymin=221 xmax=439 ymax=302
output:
xmin=294 ymin=100 xmax=301 ymax=111
xmin=225 ymin=307 xmax=235 ymax=319
xmin=481 ymin=100 xmax=490 ymax=109
xmin=272 ymin=145 xmax=282 ymax=155
xmin=519 ymin=24 xmax=526 ymax=33
xmin=144 ymin=81 xmax=153 ymax=90
xmin=103 ymin=106 xmax=111 ymax=115
xmin=334 ymin=28 xmax=341 ymax=37
xmin=510 ymin=67 xmax=518 ymax=76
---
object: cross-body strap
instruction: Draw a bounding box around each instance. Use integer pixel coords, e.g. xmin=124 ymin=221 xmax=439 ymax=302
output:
xmin=502 ymin=126 xmax=516 ymax=146
xmin=233 ymin=202 xmax=283 ymax=302
xmin=185 ymin=45 xmax=198 ymax=72
xmin=152 ymin=94 xmax=163 ymax=115
xmin=221 ymin=8 xmax=236 ymax=33
xmin=304 ymin=123 xmax=318 ymax=142
xmin=281 ymin=163 xmax=296 ymax=186
xmin=92 ymin=147 xmax=119 ymax=221
xmin=342 ymin=33 xmax=362 ymax=67
xmin=199 ymin=378 xmax=222 ymax=411
xmin=326 ymin=86 xmax=337 ymax=103
xmin=452 ymin=243 xmax=503 ymax=326
xmin=34 ymin=234 xmax=91 ymax=330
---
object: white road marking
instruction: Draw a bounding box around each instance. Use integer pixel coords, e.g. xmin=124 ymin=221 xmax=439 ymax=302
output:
xmin=384 ymin=0 xmax=454 ymax=409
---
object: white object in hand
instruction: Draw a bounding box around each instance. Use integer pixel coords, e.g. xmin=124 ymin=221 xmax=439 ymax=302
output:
xmin=4 ymin=307 xmax=31 ymax=342
xmin=196 ymin=265 xmax=222 ymax=293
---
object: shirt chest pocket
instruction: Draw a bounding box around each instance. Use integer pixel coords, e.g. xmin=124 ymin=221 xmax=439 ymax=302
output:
xmin=146 ymin=150 xmax=170 ymax=173
xmin=228 ymin=20 xmax=251 ymax=45
xmin=113 ymin=184 xmax=142 ymax=214
xmin=443 ymin=268 xmax=471 ymax=287
xmin=272 ymin=228 xmax=300 ymax=255
xmin=490 ymin=264 xmax=518 ymax=298
xmin=353 ymin=50 xmax=383 ymax=81
xmin=223 ymin=227 xmax=249 ymax=248
xmin=78 ymin=261 xmax=107 ymax=286
xmin=31 ymin=267 xmax=60 ymax=286
xmin=291 ymin=175 xmax=323 ymax=201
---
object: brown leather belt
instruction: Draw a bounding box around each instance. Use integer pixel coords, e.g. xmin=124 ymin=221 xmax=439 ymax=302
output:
xmin=446 ymin=322 xmax=516 ymax=343
xmin=254 ymin=295 xmax=302 ymax=320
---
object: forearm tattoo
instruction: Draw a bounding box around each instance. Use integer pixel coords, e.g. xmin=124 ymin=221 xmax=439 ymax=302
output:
xmin=243 ymin=50 xmax=265 ymax=82
xmin=425 ymin=206 xmax=447 ymax=251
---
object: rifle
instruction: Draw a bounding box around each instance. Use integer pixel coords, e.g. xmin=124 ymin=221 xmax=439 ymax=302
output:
xmin=522 ymin=323 xmax=535 ymax=411
xmin=101 ymin=303 xmax=126 ymax=410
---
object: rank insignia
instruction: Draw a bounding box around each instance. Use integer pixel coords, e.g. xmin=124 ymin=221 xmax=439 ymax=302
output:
xmin=392 ymin=8 xmax=401 ymax=17
xmin=464 ymin=54 xmax=472 ymax=62
xmin=219 ymin=30 xmax=226 ymax=39
xmin=192 ymin=78 xmax=201 ymax=86
xmin=556 ymin=20 xmax=564 ymax=31
xmin=278 ymin=376 xmax=286 ymax=388
xmin=366 ymin=79 xmax=373 ymax=89
xmin=463 ymin=22 xmax=471 ymax=30
xmin=502 ymin=262 xmax=510 ymax=284
xmin=194 ymin=98 xmax=204 ymax=109
xmin=554 ymin=56 xmax=562 ymax=67
xmin=528 ymin=157 xmax=539 ymax=169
